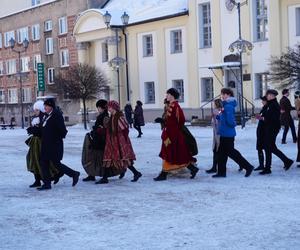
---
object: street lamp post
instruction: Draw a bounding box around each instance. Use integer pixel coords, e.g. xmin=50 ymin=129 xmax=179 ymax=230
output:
xmin=104 ymin=11 xmax=129 ymax=104
xmin=9 ymin=37 xmax=29 ymax=129
xmin=228 ymin=0 xmax=253 ymax=128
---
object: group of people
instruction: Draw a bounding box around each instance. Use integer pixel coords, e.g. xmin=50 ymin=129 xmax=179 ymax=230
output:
xmin=25 ymin=86 xmax=299 ymax=190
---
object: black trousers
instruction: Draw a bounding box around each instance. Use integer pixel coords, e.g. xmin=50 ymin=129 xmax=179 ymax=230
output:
xmin=217 ymin=137 xmax=252 ymax=176
xmin=282 ymin=115 xmax=297 ymax=142
xmin=40 ymin=159 xmax=76 ymax=186
xmin=264 ymin=131 xmax=290 ymax=169
xmin=134 ymin=124 xmax=142 ymax=136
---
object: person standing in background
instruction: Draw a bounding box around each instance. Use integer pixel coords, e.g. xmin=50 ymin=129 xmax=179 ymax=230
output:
xmin=133 ymin=100 xmax=145 ymax=138
xmin=124 ymin=103 xmax=133 ymax=128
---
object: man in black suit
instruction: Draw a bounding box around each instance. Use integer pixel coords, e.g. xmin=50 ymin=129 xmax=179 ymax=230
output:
xmin=38 ymin=98 xmax=80 ymax=190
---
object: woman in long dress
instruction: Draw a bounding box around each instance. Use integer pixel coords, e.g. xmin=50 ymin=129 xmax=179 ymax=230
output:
xmin=100 ymin=100 xmax=142 ymax=184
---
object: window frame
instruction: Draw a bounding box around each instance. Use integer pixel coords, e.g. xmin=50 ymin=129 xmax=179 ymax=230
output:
xmin=31 ymin=24 xmax=40 ymax=41
xmin=170 ymin=30 xmax=183 ymax=54
xmin=47 ymin=68 xmax=55 ymax=84
xmin=144 ymin=81 xmax=155 ymax=104
xmin=143 ymin=34 xmax=153 ymax=57
xmin=60 ymin=49 xmax=69 ymax=67
xmin=45 ymin=37 xmax=53 ymax=55
xmin=20 ymin=57 xmax=30 ymax=72
xmin=58 ymin=16 xmax=68 ymax=35
xmin=254 ymin=0 xmax=268 ymax=41
xmin=6 ymin=59 xmax=16 ymax=75
xmin=201 ymin=77 xmax=214 ymax=102
xmin=8 ymin=88 xmax=18 ymax=104
xmin=102 ymin=42 xmax=109 ymax=62
xmin=17 ymin=27 xmax=29 ymax=44
xmin=0 ymin=89 xmax=5 ymax=104
xmin=44 ymin=20 xmax=53 ymax=32
xmin=172 ymin=79 xmax=184 ymax=103
xmin=22 ymin=87 xmax=32 ymax=103
xmin=4 ymin=31 xmax=15 ymax=48
xmin=199 ymin=2 xmax=212 ymax=48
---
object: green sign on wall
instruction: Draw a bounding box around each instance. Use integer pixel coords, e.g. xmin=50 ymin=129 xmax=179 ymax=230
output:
xmin=37 ymin=63 xmax=45 ymax=91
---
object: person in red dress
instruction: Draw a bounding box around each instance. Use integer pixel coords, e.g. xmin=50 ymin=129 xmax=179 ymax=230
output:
xmin=154 ymin=88 xmax=199 ymax=181
xmin=100 ymin=100 xmax=142 ymax=184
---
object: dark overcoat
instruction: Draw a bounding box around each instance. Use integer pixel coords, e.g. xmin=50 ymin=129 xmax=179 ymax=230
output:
xmin=256 ymin=105 xmax=267 ymax=150
xmin=40 ymin=108 xmax=68 ymax=162
xmin=124 ymin=104 xmax=133 ymax=125
xmin=280 ymin=96 xmax=293 ymax=126
xmin=134 ymin=105 xmax=145 ymax=126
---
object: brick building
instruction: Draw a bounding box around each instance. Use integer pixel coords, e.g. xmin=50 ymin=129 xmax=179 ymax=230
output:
xmin=0 ymin=0 xmax=107 ymax=126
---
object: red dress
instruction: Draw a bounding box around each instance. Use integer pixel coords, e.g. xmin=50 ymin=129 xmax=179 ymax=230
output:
xmin=159 ymin=101 xmax=195 ymax=171
xmin=103 ymin=112 xmax=136 ymax=173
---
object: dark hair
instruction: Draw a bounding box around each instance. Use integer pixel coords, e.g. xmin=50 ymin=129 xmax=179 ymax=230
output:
xmin=136 ymin=100 xmax=143 ymax=106
xmin=221 ymin=88 xmax=234 ymax=97
xmin=260 ymin=96 xmax=267 ymax=101
xmin=214 ymin=99 xmax=223 ymax=109
xmin=266 ymin=89 xmax=278 ymax=96
xmin=96 ymin=99 xmax=107 ymax=109
xmin=166 ymin=88 xmax=180 ymax=99
xmin=44 ymin=98 xmax=56 ymax=108
xmin=282 ymin=89 xmax=289 ymax=95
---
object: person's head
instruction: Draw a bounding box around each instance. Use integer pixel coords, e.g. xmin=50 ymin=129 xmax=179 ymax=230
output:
xmin=260 ymin=96 xmax=267 ymax=106
xmin=282 ymin=88 xmax=289 ymax=96
xmin=136 ymin=100 xmax=143 ymax=106
xmin=33 ymin=100 xmax=45 ymax=115
xmin=44 ymin=98 xmax=55 ymax=114
xmin=214 ymin=99 xmax=223 ymax=109
xmin=107 ymin=100 xmax=120 ymax=115
xmin=295 ymin=90 xmax=300 ymax=99
xmin=266 ymin=89 xmax=278 ymax=101
xmin=96 ymin=99 xmax=107 ymax=113
xmin=220 ymin=88 xmax=234 ymax=101
xmin=166 ymin=88 xmax=180 ymax=102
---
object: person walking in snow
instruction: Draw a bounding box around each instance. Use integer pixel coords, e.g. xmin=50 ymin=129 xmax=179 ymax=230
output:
xmin=259 ymin=89 xmax=294 ymax=175
xmin=38 ymin=98 xmax=80 ymax=190
xmin=212 ymin=88 xmax=254 ymax=178
xmin=133 ymin=100 xmax=145 ymax=138
xmin=154 ymin=88 xmax=199 ymax=181
xmin=25 ymin=100 xmax=60 ymax=188
xmin=81 ymin=99 xmax=109 ymax=183
xmin=280 ymin=88 xmax=297 ymax=144
xmin=254 ymin=96 xmax=268 ymax=171
xmin=100 ymin=100 xmax=142 ymax=184
xmin=124 ymin=103 xmax=133 ymax=128
xmin=206 ymin=99 xmax=223 ymax=174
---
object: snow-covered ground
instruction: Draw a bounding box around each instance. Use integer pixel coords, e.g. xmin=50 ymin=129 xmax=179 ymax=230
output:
xmin=0 ymin=123 xmax=299 ymax=250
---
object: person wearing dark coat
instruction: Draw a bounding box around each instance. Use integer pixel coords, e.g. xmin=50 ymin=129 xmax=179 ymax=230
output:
xmin=259 ymin=89 xmax=294 ymax=175
xmin=212 ymin=88 xmax=254 ymax=178
xmin=280 ymin=89 xmax=297 ymax=144
xmin=38 ymin=98 xmax=80 ymax=190
xmin=124 ymin=103 xmax=133 ymax=128
xmin=133 ymin=100 xmax=145 ymax=138
xmin=254 ymin=96 xmax=268 ymax=171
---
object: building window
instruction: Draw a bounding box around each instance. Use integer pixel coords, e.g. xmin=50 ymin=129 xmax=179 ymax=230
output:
xmin=4 ymin=31 xmax=15 ymax=47
xmin=58 ymin=17 xmax=68 ymax=35
xmin=32 ymin=24 xmax=40 ymax=41
xmin=143 ymin=34 xmax=153 ymax=57
xmin=0 ymin=89 xmax=5 ymax=104
xmin=6 ymin=59 xmax=16 ymax=75
xmin=170 ymin=30 xmax=182 ymax=54
xmin=22 ymin=87 xmax=32 ymax=103
xmin=20 ymin=57 xmax=30 ymax=72
xmin=102 ymin=43 xmax=108 ymax=62
xmin=8 ymin=88 xmax=18 ymax=104
xmin=48 ymin=68 xmax=55 ymax=84
xmin=17 ymin=27 xmax=29 ymax=44
xmin=172 ymin=79 xmax=184 ymax=102
xmin=46 ymin=38 xmax=53 ymax=55
xmin=144 ymin=82 xmax=155 ymax=104
xmin=44 ymin=20 xmax=53 ymax=32
xmin=0 ymin=33 xmax=2 ymax=48
xmin=32 ymin=0 xmax=41 ymax=6
xmin=60 ymin=49 xmax=69 ymax=67
xmin=201 ymin=78 xmax=214 ymax=101
xmin=33 ymin=54 xmax=41 ymax=71
xmin=296 ymin=8 xmax=300 ymax=36
xmin=254 ymin=0 xmax=268 ymax=41
xmin=254 ymin=73 xmax=268 ymax=99
xmin=0 ymin=61 xmax=4 ymax=75
xmin=199 ymin=3 xmax=212 ymax=48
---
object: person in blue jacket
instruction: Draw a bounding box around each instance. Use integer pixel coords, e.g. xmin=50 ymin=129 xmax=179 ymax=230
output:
xmin=212 ymin=88 xmax=254 ymax=178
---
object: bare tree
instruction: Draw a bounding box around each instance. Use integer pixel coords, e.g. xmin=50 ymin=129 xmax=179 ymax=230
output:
xmin=269 ymin=45 xmax=300 ymax=90
xmin=53 ymin=63 xmax=108 ymax=129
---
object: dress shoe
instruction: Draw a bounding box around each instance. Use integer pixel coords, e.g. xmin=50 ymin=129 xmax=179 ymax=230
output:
xmin=82 ymin=176 xmax=95 ymax=182
xmin=72 ymin=171 xmax=80 ymax=186
xmin=245 ymin=166 xmax=254 ymax=177
xmin=206 ymin=167 xmax=217 ymax=174
xmin=254 ymin=166 xmax=264 ymax=171
xmin=29 ymin=180 xmax=41 ymax=188
xmin=153 ymin=171 xmax=168 ymax=181
xmin=53 ymin=172 xmax=64 ymax=185
xmin=95 ymin=178 xmax=108 ymax=184
xmin=259 ymin=168 xmax=272 ymax=175
xmin=187 ymin=164 xmax=199 ymax=179
xmin=119 ymin=172 xmax=126 ymax=179
xmin=212 ymin=174 xmax=226 ymax=178
xmin=37 ymin=185 xmax=51 ymax=191
xmin=284 ymin=159 xmax=293 ymax=171
xmin=131 ymin=172 xmax=142 ymax=182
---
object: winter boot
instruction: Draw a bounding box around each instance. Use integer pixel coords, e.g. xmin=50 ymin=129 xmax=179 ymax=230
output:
xmin=153 ymin=171 xmax=168 ymax=181
xmin=187 ymin=164 xmax=199 ymax=179
xmin=254 ymin=151 xmax=265 ymax=171
xmin=119 ymin=171 xmax=126 ymax=179
xmin=72 ymin=171 xmax=80 ymax=187
xmin=259 ymin=168 xmax=272 ymax=175
xmin=128 ymin=166 xmax=142 ymax=182
xmin=53 ymin=172 xmax=64 ymax=184
xmin=284 ymin=159 xmax=294 ymax=171
xmin=95 ymin=178 xmax=109 ymax=184
xmin=29 ymin=174 xmax=41 ymax=188
xmin=82 ymin=176 xmax=96 ymax=182
xmin=245 ymin=166 xmax=254 ymax=177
